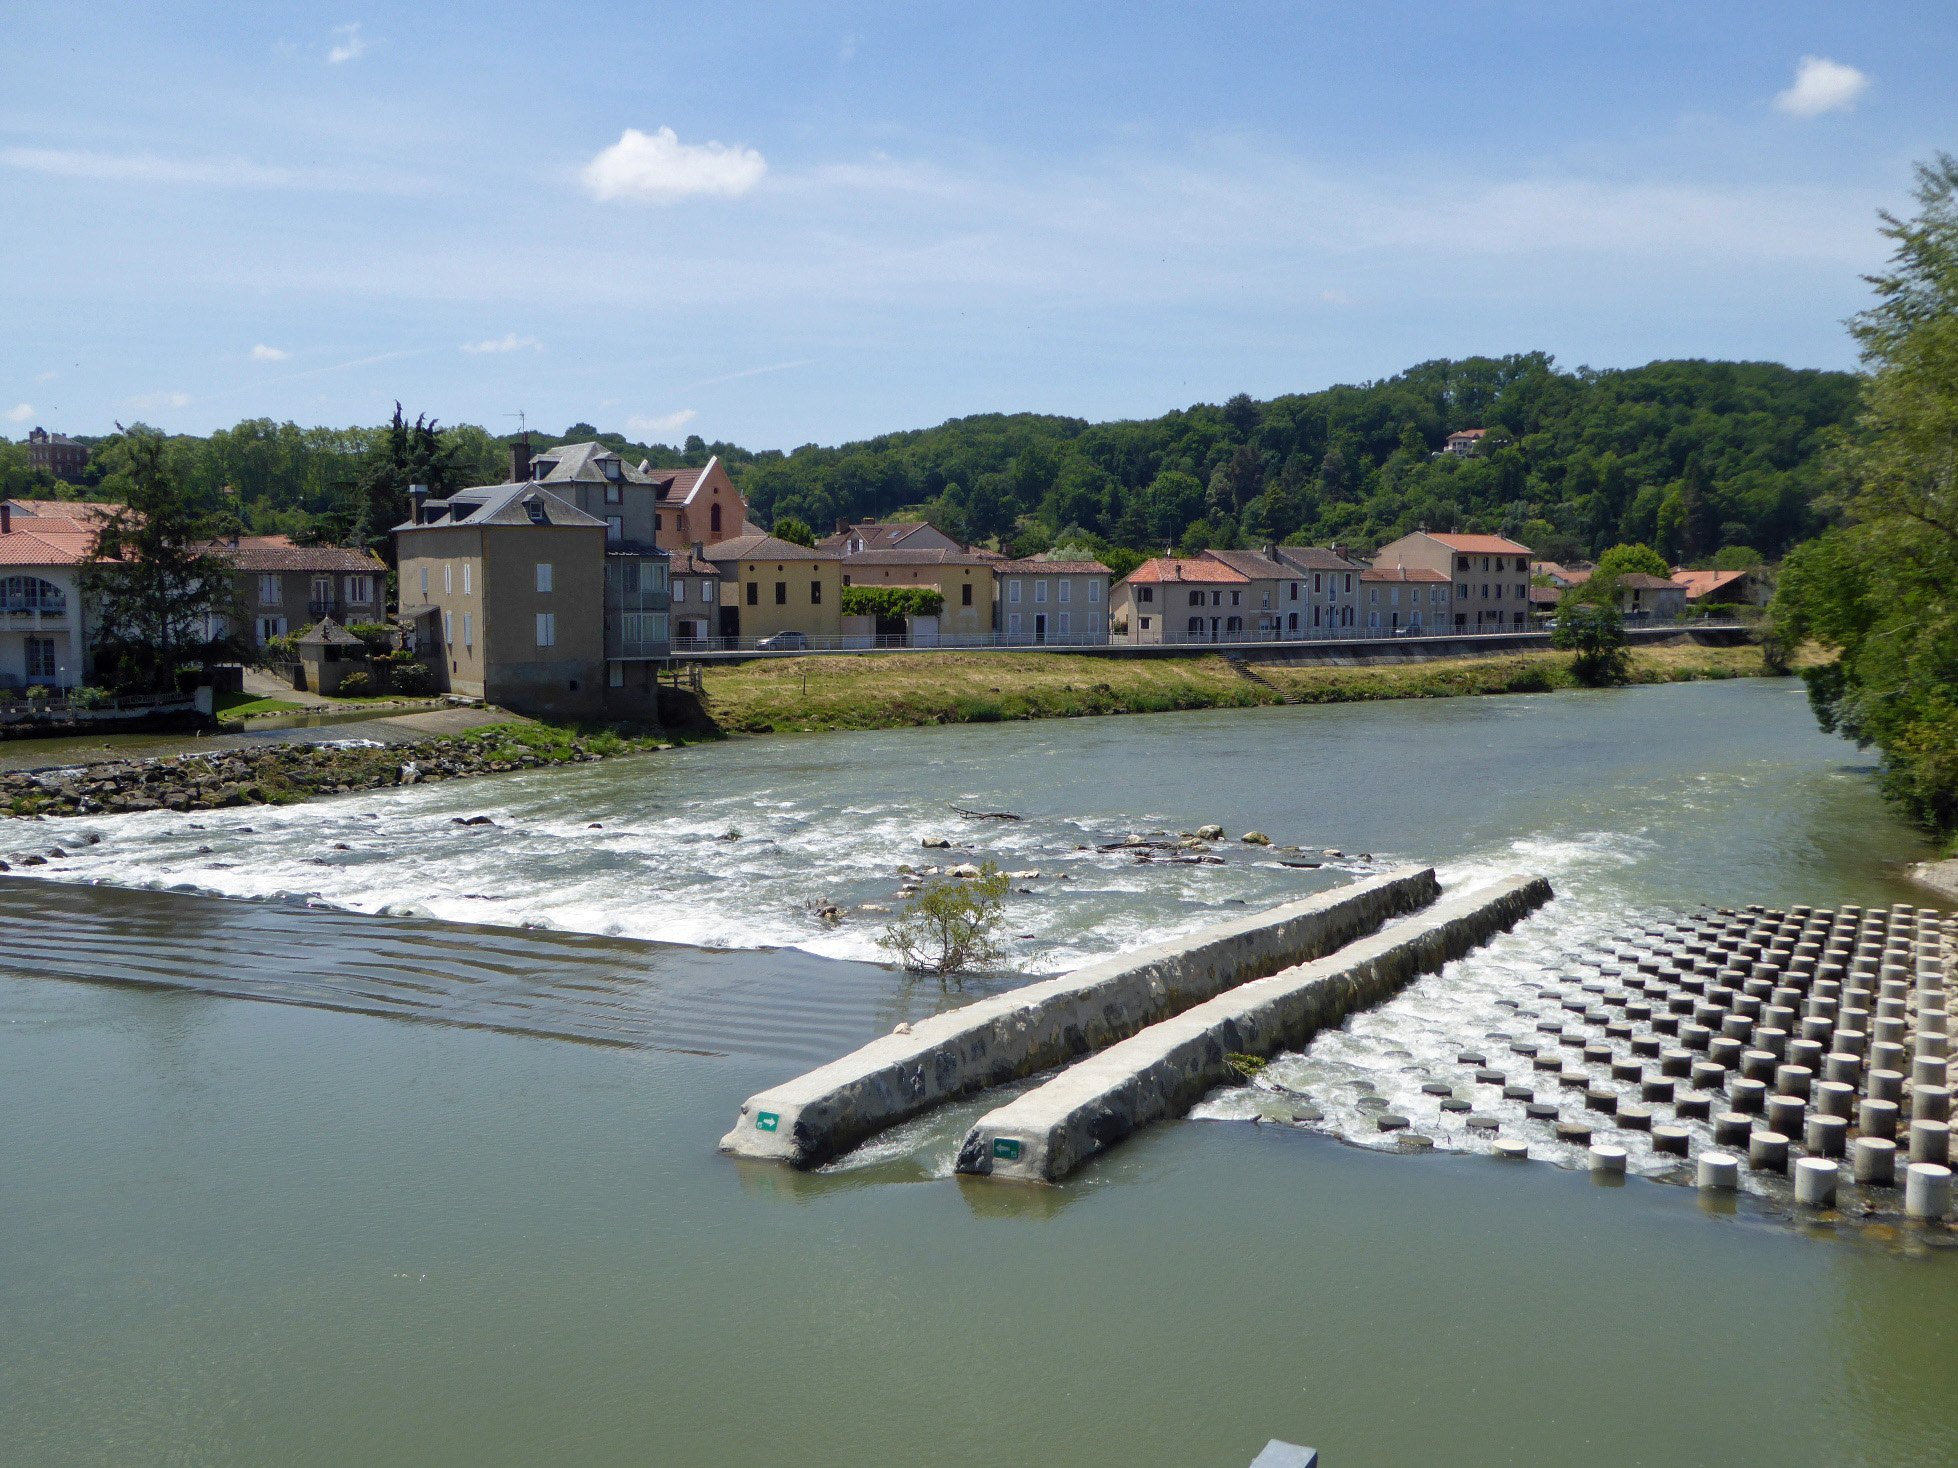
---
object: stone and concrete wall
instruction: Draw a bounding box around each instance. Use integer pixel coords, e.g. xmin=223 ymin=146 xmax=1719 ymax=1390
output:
xmin=719 ymin=865 xmax=1443 ymax=1168
xmin=955 ymin=874 xmax=1553 ymax=1183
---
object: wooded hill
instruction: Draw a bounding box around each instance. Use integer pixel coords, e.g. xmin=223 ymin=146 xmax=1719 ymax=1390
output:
xmin=3 ymin=353 xmax=1857 ymax=567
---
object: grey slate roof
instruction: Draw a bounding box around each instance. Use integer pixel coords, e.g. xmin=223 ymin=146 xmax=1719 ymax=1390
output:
xmin=394 ymin=483 xmax=606 ymax=532
xmin=528 ymin=441 xmax=662 ymax=486
xmin=1273 ymin=545 xmax=1364 ymax=572
xmin=297 ymin=617 xmax=367 ymax=648
xmin=842 ymin=547 xmax=994 ymax=567
xmin=1199 ymin=548 xmax=1292 ymax=580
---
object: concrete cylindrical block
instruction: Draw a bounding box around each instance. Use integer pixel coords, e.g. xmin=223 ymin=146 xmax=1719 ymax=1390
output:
xmin=1835 ymin=1029 xmax=1868 ymax=1059
xmin=1806 ymin=1113 xmax=1848 ymax=1157
xmin=1905 ymin=1163 xmax=1952 ymax=1220
xmin=1692 ymin=1060 xmax=1727 ymax=1090
xmin=1712 ymin=1111 xmax=1752 ymax=1146
xmin=1854 ymin=1136 xmax=1897 ymax=1186
xmin=1859 ymin=1097 xmax=1900 ymax=1139
xmin=1794 ymin=1156 xmax=1839 ymax=1207
xmin=1824 ymin=1052 xmax=1862 ymax=1085
xmin=1683 ymin=1023 xmax=1714 ymax=1052
xmin=1661 ymin=1050 xmax=1693 ymax=1077
xmin=1729 ymin=1077 xmax=1767 ymax=1113
xmin=1875 ymin=1016 xmax=1907 ymax=1046
xmin=1768 ymin=1094 xmax=1806 ymax=1136
xmin=1815 ymin=1080 xmax=1855 ymax=1118
xmin=1773 ymin=1063 xmax=1812 ymax=1097
xmin=1910 ymin=1119 xmax=1951 ymax=1166
xmin=1590 ymin=1144 xmax=1627 ymax=1175
xmin=1871 ymin=1043 xmax=1908 ymax=1077
xmin=1697 ymin=1152 xmax=1739 ymax=1190
xmin=1800 ymin=1016 xmax=1834 ymax=1043
xmin=1675 ymin=1093 xmax=1712 ymax=1120
xmin=1652 ymin=1124 xmax=1691 ymax=1156
xmin=1790 ymin=1039 xmax=1825 ymax=1071
xmin=1922 ymin=1007 xmax=1951 ymax=1035
xmin=1912 ymin=1058 xmax=1949 ymax=1087
xmin=1493 ymin=1137 xmax=1529 ymax=1159
xmin=1740 ymin=1049 xmax=1776 ymax=1082
xmin=1617 ymin=1105 xmax=1653 ymax=1131
xmin=1641 ymin=1077 xmax=1675 ymax=1103
xmin=1914 ymin=1085 xmax=1952 ymax=1122
xmin=1856 ymin=1072 xmax=1903 ymax=1103
xmin=1749 ymin=1130 xmax=1789 ymax=1173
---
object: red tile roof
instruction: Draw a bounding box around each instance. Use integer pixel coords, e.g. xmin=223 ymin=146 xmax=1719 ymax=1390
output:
xmin=1424 ymin=533 xmax=1532 ymax=554
xmin=1671 ymin=568 xmax=1753 ymax=601
xmin=0 ymin=525 xmax=93 ymax=565
xmin=1121 ymin=557 xmax=1249 ymax=585
xmin=1360 ymin=565 xmax=1450 ymax=582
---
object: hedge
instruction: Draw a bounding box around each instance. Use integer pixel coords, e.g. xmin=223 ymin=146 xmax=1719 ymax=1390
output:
xmin=840 ymin=585 xmax=944 ymax=618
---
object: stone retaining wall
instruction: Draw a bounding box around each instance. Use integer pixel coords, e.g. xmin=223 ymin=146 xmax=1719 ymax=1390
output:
xmin=719 ymin=865 xmax=1443 ymax=1168
xmin=955 ymin=874 xmax=1553 ymax=1183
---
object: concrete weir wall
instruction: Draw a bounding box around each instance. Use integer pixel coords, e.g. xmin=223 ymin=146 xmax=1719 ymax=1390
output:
xmin=720 ymin=866 xmax=1442 ymax=1168
xmin=956 ymin=874 xmax=1554 ymax=1183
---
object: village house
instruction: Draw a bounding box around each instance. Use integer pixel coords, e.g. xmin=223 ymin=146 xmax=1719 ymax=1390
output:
xmin=25 ymin=428 xmax=90 ymax=482
xmin=992 ymin=556 xmax=1111 ymax=645
xmin=819 ymin=519 xmax=962 ymax=555
xmin=223 ymin=538 xmax=387 ymax=647
xmin=1359 ymin=565 xmax=1453 ymax=633
xmin=1612 ymin=572 xmax=1688 ymax=621
xmin=1272 ymin=545 xmax=1365 ymax=633
xmin=1530 ymin=560 xmax=1592 ymax=588
xmin=1372 ymin=531 xmax=1534 ymax=630
xmin=1671 ymin=567 xmax=1769 ymax=608
xmin=509 ymin=436 xmax=761 ymax=554
xmin=394 ymin=480 xmax=662 ymax=718
xmin=1196 ymin=548 xmax=1295 ymax=640
xmin=1443 ymin=428 xmax=1486 ymax=457
xmin=667 ymin=548 xmax=722 ymax=646
xmin=1112 ymin=557 xmax=1250 ymax=644
xmin=0 ymin=500 xmax=91 ymax=690
xmin=843 ymin=546 xmax=999 ymax=645
xmin=702 ymin=533 xmax=843 ymax=645
xmin=294 ymin=617 xmax=372 ymax=695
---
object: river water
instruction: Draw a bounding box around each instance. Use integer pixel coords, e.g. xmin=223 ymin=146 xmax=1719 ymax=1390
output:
xmin=5 ymin=678 xmax=1957 ymax=1466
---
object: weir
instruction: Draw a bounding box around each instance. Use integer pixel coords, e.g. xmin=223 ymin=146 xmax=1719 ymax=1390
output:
xmin=720 ymin=865 xmax=1443 ymax=1167
xmin=956 ymin=874 xmax=1554 ymax=1182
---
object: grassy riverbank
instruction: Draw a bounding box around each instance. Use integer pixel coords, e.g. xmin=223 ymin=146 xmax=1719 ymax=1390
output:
xmin=696 ymin=641 xmax=1784 ymax=734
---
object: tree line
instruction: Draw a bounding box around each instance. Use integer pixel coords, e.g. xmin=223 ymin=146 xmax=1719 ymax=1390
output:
xmin=7 ymin=355 xmax=1855 ymax=574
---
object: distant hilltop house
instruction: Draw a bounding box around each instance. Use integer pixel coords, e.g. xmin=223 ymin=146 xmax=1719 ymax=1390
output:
xmin=1442 ymin=428 xmax=1487 ymax=457
xmin=1531 ymin=560 xmax=1592 ymax=588
xmin=26 ymin=428 xmax=89 ymax=483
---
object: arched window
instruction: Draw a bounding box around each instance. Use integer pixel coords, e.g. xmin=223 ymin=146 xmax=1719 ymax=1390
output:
xmin=710 ymin=503 xmax=723 ymax=534
xmin=1 ymin=576 xmax=65 ymax=612
xmin=1186 ymin=616 xmax=1204 ymax=634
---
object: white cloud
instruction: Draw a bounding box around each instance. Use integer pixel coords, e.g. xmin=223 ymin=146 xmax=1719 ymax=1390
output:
xmin=125 ymin=390 xmax=192 ymax=412
xmin=251 ymin=344 xmax=290 ymax=361
xmin=0 ymin=146 xmax=425 ymax=194
xmin=327 ymin=23 xmax=368 ymax=65
xmin=4 ymin=403 xmax=33 ymax=423
xmin=582 ymin=127 xmax=766 ymax=204
xmin=460 ymin=333 xmax=542 ymax=354
xmin=626 ymin=409 xmax=697 ymax=437
xmin=1775 ymin=56 xmax=1869 ymax=117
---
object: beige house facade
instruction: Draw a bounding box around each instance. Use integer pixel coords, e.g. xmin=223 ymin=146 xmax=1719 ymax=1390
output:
xmin=1272 ymin=545 xmax=1364 ymax=633
xmin=843 ymin=547 xmax=999 ymax=644
xmin=992 ymin=558 xmax=1111 ymax=645
xmin=703 ymin=534 xmax=844 ymax=644
xmin=1359 ymin=566 xmax=1453 ymax=633
xmin=224 ymin=539 xmax=386 ymax=647
xmin=820 ymin=519 xmax=963 ymax=555
xmin=1112 ymin=558 xmax=1250 ymax=644
xmin=0 ymin=500 xmax=92 ymax=690
xmin=395 ymin=483 xmax=624 ymax=718
xmin=1372 ymin=531 xmax=1533 ymax=630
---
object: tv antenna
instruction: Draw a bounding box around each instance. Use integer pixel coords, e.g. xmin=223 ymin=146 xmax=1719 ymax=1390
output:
xmin=506 ymin=410 xmax=527 ymax=435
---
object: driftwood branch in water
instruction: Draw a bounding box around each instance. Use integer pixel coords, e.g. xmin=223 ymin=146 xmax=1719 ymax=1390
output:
xmin=951 ymin=805 xmax=1022 ymax=820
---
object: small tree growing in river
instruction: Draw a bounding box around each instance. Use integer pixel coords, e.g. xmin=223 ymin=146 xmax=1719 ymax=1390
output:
xmin=1552 ymin=603 xmax=1630 ymax=686
xmin=877 ymin=862 xmax=1010 ymax=975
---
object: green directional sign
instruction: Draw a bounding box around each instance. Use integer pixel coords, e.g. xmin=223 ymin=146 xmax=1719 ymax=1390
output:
xmin=993 ymin=1137 xmax=1021 ymax=1161
xmin=755 ymin=1112 xmax=780 ymax=1133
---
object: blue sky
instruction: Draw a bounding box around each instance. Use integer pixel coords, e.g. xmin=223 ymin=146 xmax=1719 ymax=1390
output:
xmin=3 ymin=2 xmax=1952 ymax=448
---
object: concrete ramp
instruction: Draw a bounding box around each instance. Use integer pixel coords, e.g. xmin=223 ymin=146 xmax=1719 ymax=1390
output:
xmin=956 ymin=874 xmax=1553 ymax=1182
xmin=720 ymin=866 xmax=1442 ymax=1167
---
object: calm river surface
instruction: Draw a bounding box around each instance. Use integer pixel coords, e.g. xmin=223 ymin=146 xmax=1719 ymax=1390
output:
xmin=4 ymin=678 xmax=1956 ymax=1466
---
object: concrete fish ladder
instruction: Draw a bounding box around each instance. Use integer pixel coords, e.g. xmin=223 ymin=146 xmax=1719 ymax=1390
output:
xmin=721 ymin=865 xmax=1443 ymax=1168
xmin=956 ymin=874 xmax=1554 ymax=1183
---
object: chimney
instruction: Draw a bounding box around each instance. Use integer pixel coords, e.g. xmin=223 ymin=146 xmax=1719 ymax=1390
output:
xmin=410 ymin=484 xmax=429 ymax=526
xmin=691 ymin=540 xmax=704 ymax=559
xmin=1 ymin=503 xmax=9 ymax=534
xmin=835 ymin=517 xmax=848 ymax=534
xmin=509 ymin=435 xmax=532 ymax=484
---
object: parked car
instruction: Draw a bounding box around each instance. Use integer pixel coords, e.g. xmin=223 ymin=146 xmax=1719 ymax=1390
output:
xmin=755 ymin=631 xmax=809 ymax=651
